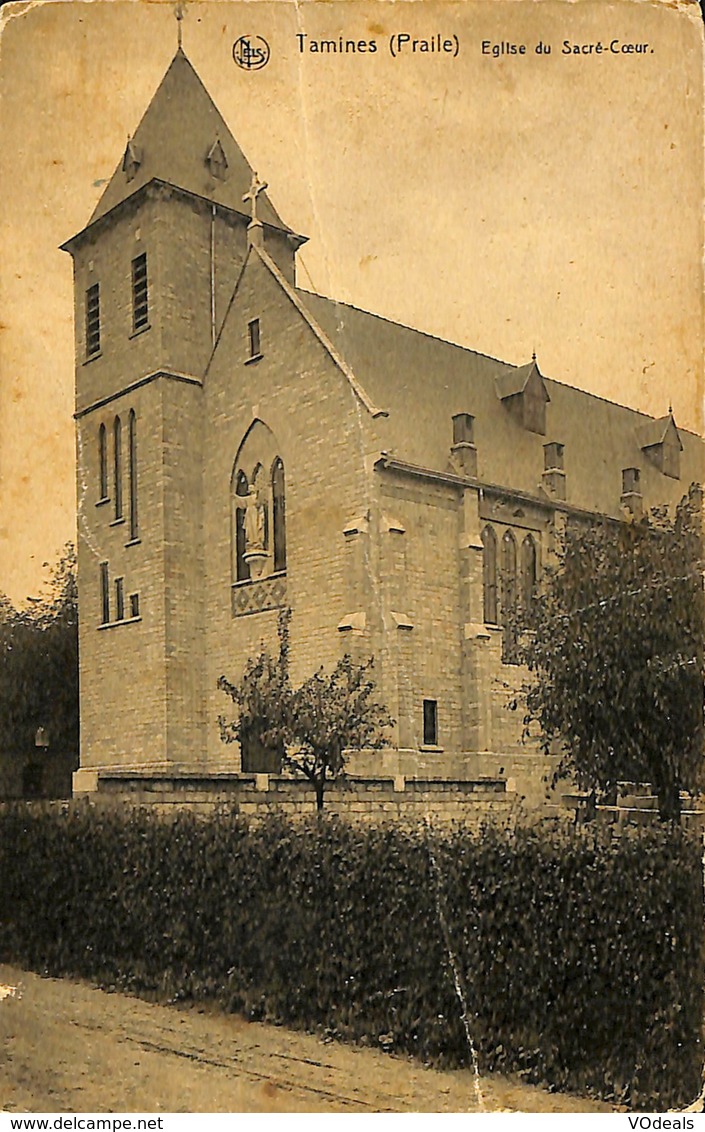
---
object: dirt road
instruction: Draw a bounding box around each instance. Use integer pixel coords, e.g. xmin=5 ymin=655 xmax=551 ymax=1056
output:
xmin=0 ymin=964 xmax=615 ymax=1113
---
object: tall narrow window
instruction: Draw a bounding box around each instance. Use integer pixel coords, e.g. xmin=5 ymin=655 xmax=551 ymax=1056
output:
xmin=248 ymin=318 xmax=261 ymax=359
xmin=100 ymin=562 xmax=110 ymax=624
xmin=501 ymin=530 xmax=518 ymax=662
xmin=113 ymin=416 xmax=123 ymax=520
xmin=128 ymin=409 xmax=138 ymax=540
xmin=130 ymin=593 xmax=140 ymax=619
xmin=501 ymin=530 xmax=518 ymax=616
xmin=132 ymin=253 xmax=148 ymax=331
xmin=98 ymin=423 xmax=108 ymax=501
xmin=86 ymin=283 xmax=100 ymax=357
xmin=234 ymin=471 xmax=250 ymax=582
xmin=272 ymin=457 xmax=286 ymax=572
xmin=481 ymin=526 xmax=498 ymax=624
xmin=521 ymin=534 xmax=537 ymax=610
xmin=115 ymin=577 xmax=125 ymax=621
xmin=423 ymin=699 xmax=438 ymax=747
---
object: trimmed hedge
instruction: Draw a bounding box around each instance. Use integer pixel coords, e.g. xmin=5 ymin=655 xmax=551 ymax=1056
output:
xmin=0 ymin=804 xmax=702 ymax=1108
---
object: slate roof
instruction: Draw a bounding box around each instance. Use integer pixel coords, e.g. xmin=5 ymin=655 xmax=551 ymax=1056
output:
xmin=89 ymin=48 xmax=291 ymax=232
xmin=296 ymin=290 xmax=703 ymax=518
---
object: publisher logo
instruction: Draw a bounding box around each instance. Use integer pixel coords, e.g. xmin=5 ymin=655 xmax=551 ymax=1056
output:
xmin=233 ymin=35 xmax=271 ymax=70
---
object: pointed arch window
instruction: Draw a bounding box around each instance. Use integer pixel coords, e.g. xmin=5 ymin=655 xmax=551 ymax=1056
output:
xmin=234 ymin=471 xmax=250 ymax=582
xmin=501 ymin=530 xmax=518 ymax=662
xmin=113 ymin=416 xmax=123 ymax=521
xmin=521 ymin=534 xmax=537 ymax=611
xmin=481 ymin=526 xmax=498 ymax=625
xmin=272 ymin=457 xmax=286 ymax=572
xmin=128 ymin=410 xmax=138 ymax=540
xmin=98 ymin=423 xmax=108 ymax=501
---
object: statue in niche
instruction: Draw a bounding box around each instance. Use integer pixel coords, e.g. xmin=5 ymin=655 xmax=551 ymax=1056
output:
xmin=243 ymin=477 xmax=266 ymax=553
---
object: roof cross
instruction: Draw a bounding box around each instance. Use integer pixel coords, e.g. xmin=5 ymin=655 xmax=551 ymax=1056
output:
xmin=243 ymin=172 xmax=268 ymax=223
xmin=175 ymin=2 xmax=185 ymax=49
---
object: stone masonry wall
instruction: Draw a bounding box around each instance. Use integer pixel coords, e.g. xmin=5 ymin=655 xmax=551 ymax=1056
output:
xmin=95 ymin=773 xmax=516 ymax=827
xmin=202 ymin=252 xmax=381 ymax=770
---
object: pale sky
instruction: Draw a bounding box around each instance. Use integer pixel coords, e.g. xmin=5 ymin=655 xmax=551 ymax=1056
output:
xmin=0 ymin=0 xmax=703 ymax=603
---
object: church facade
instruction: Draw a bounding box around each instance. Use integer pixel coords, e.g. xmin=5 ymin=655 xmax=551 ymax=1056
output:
xmin=63 ymin=49 xmax=703 ymax=808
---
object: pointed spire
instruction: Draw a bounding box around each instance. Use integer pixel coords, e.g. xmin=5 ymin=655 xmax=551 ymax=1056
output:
xmin=87 ymin=51 xmax=296 ymax=236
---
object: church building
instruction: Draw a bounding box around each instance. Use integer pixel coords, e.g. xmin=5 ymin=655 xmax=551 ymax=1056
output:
xmin=63 ymin=48 xmax=703 ymax=809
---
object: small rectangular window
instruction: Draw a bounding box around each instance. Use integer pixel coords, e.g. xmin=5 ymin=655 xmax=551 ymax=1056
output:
xmin=100 ymin=562 xmax=109 ymax=624
xmin=130 ymin=593 xmax=140 ymax=619
xmin=86 ymin=283 xmax=101 ymax=357
xmin=248 ymin=318 xmax=261 ymax=359
xmin=423 ymin=699 xmax=438 ymax=747
xmin=115 ymin=578 xmax=125 ymax=621
xmin=132 ymin=253 xmax=149 ymax=331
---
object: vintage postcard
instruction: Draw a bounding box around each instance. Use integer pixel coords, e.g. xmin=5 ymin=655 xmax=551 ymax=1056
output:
xmin=0 ymin=0 xmax=703 ymax=1116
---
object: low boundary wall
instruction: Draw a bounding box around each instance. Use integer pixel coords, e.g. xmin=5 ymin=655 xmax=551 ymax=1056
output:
xmin=91 ymin=771 xmax=516 ymax=825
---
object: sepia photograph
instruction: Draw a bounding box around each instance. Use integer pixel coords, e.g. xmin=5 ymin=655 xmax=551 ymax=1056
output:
xmin=0 ymin=0 xmax=704 ymax=1116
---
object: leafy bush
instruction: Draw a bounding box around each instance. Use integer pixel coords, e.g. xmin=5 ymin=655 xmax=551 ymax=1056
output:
xmin=0 ymin=804 xmax=701 ymax=1108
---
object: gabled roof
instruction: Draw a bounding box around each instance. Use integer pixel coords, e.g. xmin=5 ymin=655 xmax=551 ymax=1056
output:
xmin=494 ymin=358 xmax=550 ymax=402
xmin=292 ymin=291 xmax=703 ymax=517
xmin=637 ymin=413 xmax=683 ymax=451
xmin=89 ymin=48 xmax=290 ymax=231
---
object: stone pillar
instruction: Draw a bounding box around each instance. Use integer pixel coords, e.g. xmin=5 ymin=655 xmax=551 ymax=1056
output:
xmin=459 ymin=488 xmax=492 ymax=753
xmin=380 ymin=513 xmax=414 ymax=750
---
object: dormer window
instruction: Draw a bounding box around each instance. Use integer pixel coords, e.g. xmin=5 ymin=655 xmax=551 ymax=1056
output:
xmin=495 ymin=356 xmax=550 ymax=436
xmin=205 ymin=138 xmax=228 ymax=180
xmin=122 ymin=138 xmax=142 ymax=183
xmin=637 ymin=414 xmax=682 ymax=480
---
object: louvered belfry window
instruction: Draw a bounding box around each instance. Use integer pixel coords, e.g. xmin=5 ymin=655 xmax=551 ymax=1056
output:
xmin=132 ymin=253 xmax=149 ymax=331
xmin=86 ymin=283 xmax=100 ymax=356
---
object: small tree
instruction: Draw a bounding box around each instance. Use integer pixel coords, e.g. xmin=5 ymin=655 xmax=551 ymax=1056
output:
xmin=218 ymin=611 xmax=394 ymax=810
xmin=513 ymin=489 xmax=704 ymax=822
xmin=285 ymin=654 xmax=394 ymax=811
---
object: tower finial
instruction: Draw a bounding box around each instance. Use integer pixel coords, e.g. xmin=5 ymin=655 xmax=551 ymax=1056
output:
xmin=175 ymin=1 xmax=185 ymax=49
xmin=243 ymin=171 xmax=268 ymax=224
xmin=532 ymin=348 xmax=537 ymax=363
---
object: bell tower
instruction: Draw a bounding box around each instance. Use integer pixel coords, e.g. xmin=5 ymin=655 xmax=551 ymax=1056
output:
xmin=62 ymin=46 xmax=305 ymax=789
